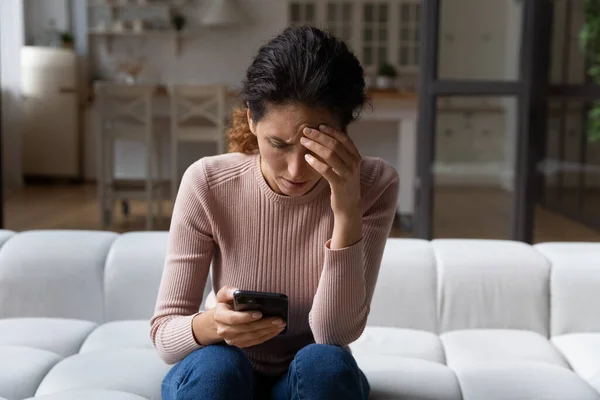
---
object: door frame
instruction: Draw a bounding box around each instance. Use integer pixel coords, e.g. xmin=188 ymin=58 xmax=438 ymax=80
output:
xmin=414 ymin=0 xmax=553 ymax=242
xmin=0 ymin=18 xmax=4 ymax=229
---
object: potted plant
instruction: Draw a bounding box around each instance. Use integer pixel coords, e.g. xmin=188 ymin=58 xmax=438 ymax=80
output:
xmin=580 ymin=0 xmax=600 ymax=141
xmin=171 ymin=11 xmax=186 ymax=32
xmin=60 ymin=32 xmax=74 ymax=49
xmin=376 ymin=62 xmax=398 ymax=89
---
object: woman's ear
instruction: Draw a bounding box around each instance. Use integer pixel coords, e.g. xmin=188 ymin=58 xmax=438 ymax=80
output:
xmin=247 ymin=108 xmax=256 ymax=136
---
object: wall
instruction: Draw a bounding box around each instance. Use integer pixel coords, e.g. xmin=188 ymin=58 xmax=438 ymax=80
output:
xmin=82 ymin=0 xmax=515 ymax=186
xmin=84 ymin=0 xmax=292 ymax=181
xmin=25 ymin=0 xmax=530 ymax=190
xmin=1 ymin=0 xmax=25 ymax=195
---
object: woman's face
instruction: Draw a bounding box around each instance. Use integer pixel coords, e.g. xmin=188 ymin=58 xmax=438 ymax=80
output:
xmin=248 ymin=103 xmax=340 ymax=197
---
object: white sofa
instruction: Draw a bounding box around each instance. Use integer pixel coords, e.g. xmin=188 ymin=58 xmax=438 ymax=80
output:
xmin=0 ymin=230 xmax=599 ymax=400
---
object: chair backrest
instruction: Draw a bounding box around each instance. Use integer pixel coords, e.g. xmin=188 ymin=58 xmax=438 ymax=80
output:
xmin=169 ymin=84 xmax=227 ymax=153
xmin=94 ymin=82 xmax=155 ymax=138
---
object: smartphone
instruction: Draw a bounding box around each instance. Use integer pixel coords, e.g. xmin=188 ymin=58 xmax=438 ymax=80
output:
xmin=233 ymin=290 xmax=289 ymax=335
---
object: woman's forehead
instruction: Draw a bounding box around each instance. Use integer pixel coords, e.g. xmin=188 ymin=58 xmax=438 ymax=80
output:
xmin=258 ymin=103 xmax=338 ymax=139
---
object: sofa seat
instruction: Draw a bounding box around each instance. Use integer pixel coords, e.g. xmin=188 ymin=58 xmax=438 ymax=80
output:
xmin=0 ymin=317 xmax=171 ymax=400
xmin=79 ymin=321 xmax=154 ymax=353
xmin=0 ymin=318 xmax=97 ymax=357
xmin=35 ymin=348 xmax=171 ymax=399
xmin=350 ymin=327 xmax=600 ymax=400
xmin=553 ymin=333 xmax=600 ymax=394
xmin=350 ymin=326 xmax=445 ymax=364
xmin=0 ymin=346 xmax=62 ymax=400
xmin=1 ymin=231 xmax=600 ymax=399
xmin=24 ymin=390 xmax=149 ymax=400
xmin=441 ymin=329 xmax=599 ymax=400
xmin=350 ymin=326 xmax=461 ymax=399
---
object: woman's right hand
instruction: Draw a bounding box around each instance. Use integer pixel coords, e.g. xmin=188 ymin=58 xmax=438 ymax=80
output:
xmin=212 ymin=286 xmax=287 ymax=348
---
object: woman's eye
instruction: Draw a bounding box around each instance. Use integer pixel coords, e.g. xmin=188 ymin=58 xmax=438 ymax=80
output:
xmin=271 ymin=142 xmax=288 ymax=149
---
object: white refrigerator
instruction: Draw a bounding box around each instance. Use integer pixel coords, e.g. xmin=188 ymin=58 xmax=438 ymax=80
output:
xmin=21 ymin=46 xmax=80 ymax=179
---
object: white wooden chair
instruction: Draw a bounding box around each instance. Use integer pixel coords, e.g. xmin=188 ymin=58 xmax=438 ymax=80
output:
xmin=95 ymin=82 xmax=166 ymax=230
xmin=169 ymin=84 xmax=227 ymax=202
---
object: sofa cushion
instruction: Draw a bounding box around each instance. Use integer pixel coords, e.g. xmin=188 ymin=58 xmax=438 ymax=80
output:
xmin=441 ymin=330 xmax=569 ymax=368
xmin=535 ymin=243 xmax=600 ymax=335
xmin=24 ymin=389 xmax=149 ymax=400
xmin=0 ymin=345 xmax=62 ymax=400
xmin=553 ymin=333 xmax=600 ymax=394
xmin=0 ymin=318 xmax=97 ymax=357
xmin=35 ymin=349 xmax=171 ymax=399
xmin=433 ymin=239 xmax=550 ymax=335
xmin=80 ymin=321 xmax=153 ymax=353
xmin=0 ymin=230 xmax=15 ymax=248
xmin=453 ymin=362 xmax=600 ymax=400
xmin=350 ymin=326 xmax=445 ymax=364
xmin=353 ymin=353 xmax=462 ymax=400
xmin=104 ymin=233 xmax=169 ymax=322
xmin=0 ymin=230 xmax=118 ymax=322
xmin=367 ymin=239 xmax=437 ymax=332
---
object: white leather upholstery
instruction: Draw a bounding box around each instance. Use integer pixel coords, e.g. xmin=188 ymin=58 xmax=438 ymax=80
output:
xmin=367 ymin=239 xmax=438 ymax=332
xmin=0 ymin=230 xmax=118 ymax=321
xmin=0 ymin=318 xmax=97 ymax=357
xmin=24 ymin=390 xmax=149 ymax=400
xmin=35 ymin=349 xmax=171 ymax=399
xmin=454 ymin=363 xmax=600 ymax=400
xmin=0 ymin=346 xmax=61 ymax=400
xmin=441 ymin=330 xmax=569 ymax=369
xmin=79 ymin=321 xmax=154 ymax=353
xmin=104 ymin=233 xmax=169 ymax=322
xmin=552 ymin=333 xmax=600 ymax=394
xmin=0 ymin=230 xmax=599 ymax=400
xmin=350 ymin=327 xmax=445 ymax=364
xmin=535 ymin=243 xmax=600 ymax=335
xmin=433 ymin=239 xmax=551 ymax=335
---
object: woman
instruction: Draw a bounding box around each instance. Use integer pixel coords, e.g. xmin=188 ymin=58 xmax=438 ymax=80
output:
xmin=150 ymin=25 xmax=399 ymax=400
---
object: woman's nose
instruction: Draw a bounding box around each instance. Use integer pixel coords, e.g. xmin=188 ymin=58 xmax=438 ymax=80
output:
xmin=288 ymin=150 xmax=309 ymax=179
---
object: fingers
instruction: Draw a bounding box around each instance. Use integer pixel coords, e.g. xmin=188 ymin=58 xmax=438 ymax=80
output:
xmin=216 ymin=285 xmax=238 ymax=304
xmin=304 ymin=153 xmax=340 ymax=184
xmin=215 ymin=302 xmax=262 ymax=325
xmin=314 ymin=124 xmax=361 ymax=159
xmin=227 ymin=324 xmax=286 ymax=348
xmin=303 ymin=127 xmax=354 ymax=167
xmin=301 ymin=135 xmax=347 ymax=175
xmin=217 ymin=316 xmax=287 ymax=348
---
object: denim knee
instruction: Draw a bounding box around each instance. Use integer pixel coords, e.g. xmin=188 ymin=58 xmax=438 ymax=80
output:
xmin=162 ymin=344 xmax=254 ymax=400
xmin=291 ymin=344 xmax=368 ymax=396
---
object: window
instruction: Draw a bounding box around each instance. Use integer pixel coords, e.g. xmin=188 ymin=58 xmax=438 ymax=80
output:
xmin=287 ymin=0 xmax=421 ymax=71
xmin=326 ymin=2 xmax=354 ymax=44
xmin=289 ymin=2 xmax=317 ymax=26
xmin=399 ymin=1 xmax=420 ymax=68
xmin=362 ymin=2 xmax=389 ymax=67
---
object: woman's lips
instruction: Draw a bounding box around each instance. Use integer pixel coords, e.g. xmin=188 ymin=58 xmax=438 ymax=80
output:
xmin=282 ymin=178 xmax=308 ymax=188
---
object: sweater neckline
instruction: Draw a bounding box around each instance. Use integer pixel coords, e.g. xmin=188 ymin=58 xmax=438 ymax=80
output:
xmin=253 ymin=153 xmax=329 ymax=205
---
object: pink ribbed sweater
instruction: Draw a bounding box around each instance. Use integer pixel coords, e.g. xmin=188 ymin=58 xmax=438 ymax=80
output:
xmin=150 ymin=152 xmax=399 ymax=375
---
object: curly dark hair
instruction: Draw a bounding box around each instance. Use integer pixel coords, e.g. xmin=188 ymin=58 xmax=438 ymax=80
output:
xmin=228 ymin=25 xmax=367 ymax=153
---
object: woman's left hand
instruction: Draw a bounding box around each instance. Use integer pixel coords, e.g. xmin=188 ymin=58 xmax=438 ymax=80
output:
xmin=301 ymin=124 xmax=362 ymax=217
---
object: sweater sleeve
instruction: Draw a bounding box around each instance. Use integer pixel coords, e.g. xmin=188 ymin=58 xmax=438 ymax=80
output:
xmin=309 ymin=159 xmax=399 ymax=346
xmin=149 ymin=161 xmax=215 ymax=364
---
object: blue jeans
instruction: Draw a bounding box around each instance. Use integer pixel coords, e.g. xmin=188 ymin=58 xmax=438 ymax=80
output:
xmin=161 ymin=343 xmax=370 ymax=400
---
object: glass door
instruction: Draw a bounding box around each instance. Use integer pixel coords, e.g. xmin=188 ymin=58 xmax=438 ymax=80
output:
xmin=415 ymin=0 xmax=552 ymax=242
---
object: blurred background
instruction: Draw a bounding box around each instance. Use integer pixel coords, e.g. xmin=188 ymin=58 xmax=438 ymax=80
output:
xmin=0 ymin=0 xmax=599 ymax=244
